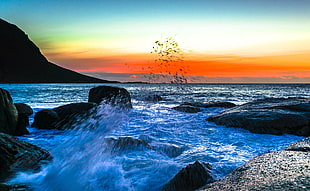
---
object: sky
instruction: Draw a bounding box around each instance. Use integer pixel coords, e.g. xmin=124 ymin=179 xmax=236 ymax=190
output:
xmin=1 ymin=0 xmax=310 ymax=83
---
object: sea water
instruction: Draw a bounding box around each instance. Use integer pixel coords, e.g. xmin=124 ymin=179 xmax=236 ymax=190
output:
xmin=2 ymin=83 xmax=309 ymax=191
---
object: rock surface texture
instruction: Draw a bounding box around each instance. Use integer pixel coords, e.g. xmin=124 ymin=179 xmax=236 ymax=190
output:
xmin=172 ymin=105 xmax=201 ymax=113
xmin=200 ymin=137 xmax=310 ymax=191
xmin=88 ymin=86 xmax=133 ymax=109
xmin=32 ymin=103 xmax=97 ymax=130
xmin=162 ymin=161 xmax=214 ymax=191
xmin=0 ymin=133 xmax=51 ymax=182
xmin=184 ymin=101 xmax=236 ymax=109
xmin=14 ymin=103 xmax=33 ymax=136
xmin=0 ymin=89 xmax=18 ymax=136
xmin=207 ymin=97 xmax=310 ymax=136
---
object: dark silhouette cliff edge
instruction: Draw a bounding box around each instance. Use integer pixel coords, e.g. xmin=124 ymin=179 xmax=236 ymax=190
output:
xmin=0 ymin=19 xmax=117 ymax=83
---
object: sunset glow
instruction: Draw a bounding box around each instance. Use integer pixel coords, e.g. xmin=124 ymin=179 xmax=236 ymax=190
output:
xmin=1 ymin=0 xmax=309 ymax=82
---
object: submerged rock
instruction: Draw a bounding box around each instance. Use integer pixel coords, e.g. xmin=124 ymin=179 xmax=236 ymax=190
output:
xmin=0 ymin=89 xmax=18 ymax=136
xmin=144 ymin=94 xmax=163 ymax=102
xmin=184 ymin=101 xmax=236 ymax=109
xmin=200 ymin=137 xmax=310 ymax=191
xmin=105 ymin=137 xmax=184 ymax=157
xmin=207 ymin=97 xmax=310 ymax=136
xmin=162 ymin=161 xmax=214 ymax=191
xmin=172 ymin=105 xmax=201 ymax=113
xmin=14 ymin=103 xmax=33 ymax=136
xmin=152 ymin=143 xmax=184 ymax=158
xmin=0 ymin=132 xmax=51 ymax=182
xmin=0 ymin=183 xmax=30 ymax=191
xmin=105 ymin=137 xmax=152 ymax=153
xmin=88 ymin=86 xmax=132 ymax=108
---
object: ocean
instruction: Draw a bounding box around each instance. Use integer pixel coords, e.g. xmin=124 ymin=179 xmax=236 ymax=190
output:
xmin=2 ymin=83 xmax=309 ymax=191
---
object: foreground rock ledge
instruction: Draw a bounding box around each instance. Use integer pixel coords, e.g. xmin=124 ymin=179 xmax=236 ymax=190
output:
xmin=0 ymin=133 xmax=51 ymax=182
xmin=207 ymin=97 xmax=310 ymax=136
xmin=199 ymin=137 xmax=310 ymax=191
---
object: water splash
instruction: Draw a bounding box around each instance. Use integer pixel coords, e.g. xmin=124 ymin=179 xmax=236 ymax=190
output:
xmin=11 ymin=104 xmax=133 ymax=191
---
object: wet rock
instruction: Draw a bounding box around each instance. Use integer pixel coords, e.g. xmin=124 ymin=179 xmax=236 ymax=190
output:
xmin=200 ymin=138 xmax=310 ymax=191
xmin=105 ymin=137 xmax=152 ymax=153
xmin=152 ymin=143 xmax=184 ymax=158
xmin=52 ymin=102 xmax=98 ymax=129
xmin=0 ymin=132 xmax=51 ymax=182
xmin=14 ymin=103 xmax=33 ymax=136
xmin=207 ymin=97 xmax=310 ymax=136
xmin=32 ymin=103 xmax=97 ymax=130
xmin=53 ymin=102 xmax=97 ymax=119
xmin=88 ymin=86 xmax=132 ymax=109
xmin=14 ymin=103 xmax=33 ymax=115
xmin=162 ymin=161 xmax=214 ymax=191
xmin=31 ymin=109 xmax=59 ymax=129
xmin=0 ymin=183 xmax=30 ymax=191
xmin=144 ymin=94 xmax=163 ymax=102
xmin=184 ymin=101 xmax=236 ymax=109
xmin=173 ymin=105 xmax=201 ymax=113
xmin=0 ymin=89 xmax=18 ymax=136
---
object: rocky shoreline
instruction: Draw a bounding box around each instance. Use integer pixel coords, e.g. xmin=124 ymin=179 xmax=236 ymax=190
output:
xmin=0 ymin=86 xmax=309 ymax=190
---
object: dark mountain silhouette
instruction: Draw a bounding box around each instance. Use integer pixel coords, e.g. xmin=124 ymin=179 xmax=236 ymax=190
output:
xmin=0 ymin=19 xmax=117 ymax=83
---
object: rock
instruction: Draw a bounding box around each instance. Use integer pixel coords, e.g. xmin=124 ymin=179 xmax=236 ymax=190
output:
xmin=200 ymin=138 xmax=310 ymax=191
xmin=88 ymin=86 xmax=132 ymax=108
xmin=31 ymin=109 xmax=59 ymax=129
xmin=0 ymin=183 xmax=30 ymax=191
xmin=105 ymin=137 xmax=152 ymax=153
xmin=162 ymin=161 xmax=214 ymax=191
xmin=31 ymin=103 xmax=98 ymax=130
xmin=14 ymin=103 xmax=33 ymax=136
xmin=207 ymin=97 xmax=310 ymax=136
xmin=183 ymin=101 xmax=236 ymax=109
xmin=52 ymin=102 xmax=98 ymax=129
xmin=173 ymin=105 xmax=201 ymax=113
xmin=0 ymin=132 xmax=51 ymax=182
xmin=144 ymin=94 xmax=163 ymax=102
xmin=14 ymin=103 xmax=33 ymax=115
xmin=52 ymin=102 xmax=97 ymax=119
xmin=152 ymin=143 xmax=184 ymax=158
xmin=0 ymin=89 xmax=18 ymax=136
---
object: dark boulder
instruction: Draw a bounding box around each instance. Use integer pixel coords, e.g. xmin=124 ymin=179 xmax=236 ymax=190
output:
xmin=31 ymin=109 xmax=59 ymax=129
xmin=200 ymin=137 xmax=310 ymax=191
xmin=88 ymin=86 xmax=132 ymax=109
xmin=32 ymin=103 xmax=97 ymax=130
xmin=172 ymin=105 xmax=201 ymax=113
xmin=162 ymin=161 xmax=214 ymax=191
xmin=14 ymin=103 xmax=33 ymax=115
xmin=0 ymin=183 xmax=30 ymax=191
xmin=0 ymin=132 xmax=51 ymax=182
xmin=184 ymin=101 xmax=236 ymax=108
xmin=207 ymin=97 xmax=310 ymax=136
xmin=0 ymin=89 xmax=18 ymax=136
xmin=14 ymin=103 xmax=33 ymax=136
xmin=52 ymin=102 xmax=97 ymax=119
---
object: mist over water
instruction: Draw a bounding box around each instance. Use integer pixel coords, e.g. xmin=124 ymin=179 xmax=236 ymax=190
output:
xmin=4 ymin=83 xmax=309 ymax=190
